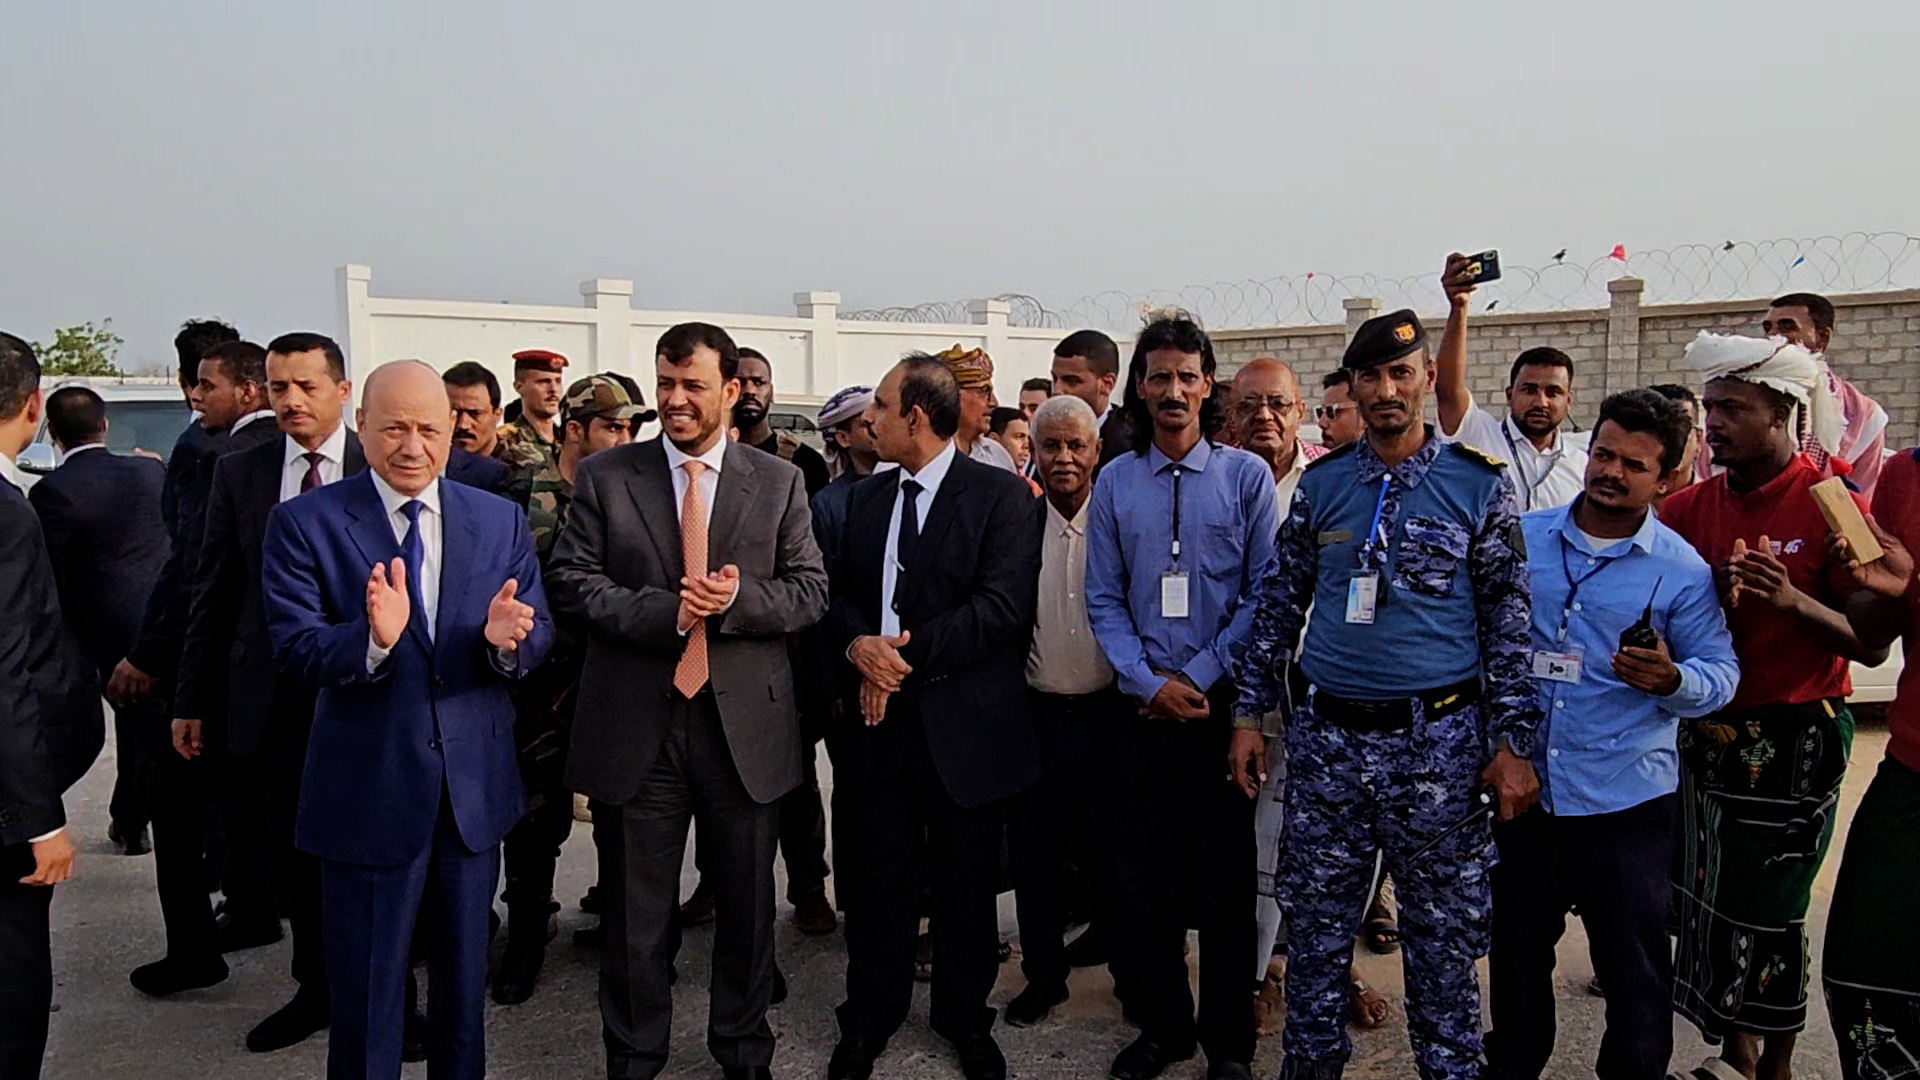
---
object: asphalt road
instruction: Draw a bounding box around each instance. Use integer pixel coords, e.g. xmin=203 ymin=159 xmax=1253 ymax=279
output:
xmin=39 ymin=720 xmax=1874 ymax=1079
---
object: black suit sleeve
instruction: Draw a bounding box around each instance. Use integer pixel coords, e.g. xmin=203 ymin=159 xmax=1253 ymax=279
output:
xmin=0 ymin=497 xmax=67 ymax=846
xmin=175 ymin=457 xmax=244 ymax=721
xmin=824 ymin=487 xmax=877 ymax=661
xmin=127 ymin=451 xmax=214 ymax=681
xmin=795 ymin=445 xmax=832 ymax=499
xmin=716 ymin=465 xmax=828 ymax=637
xmin=26 ymin=480 xmax=77 ymax=596
xmin=894 ymin=477 xmax=1042 ymax=685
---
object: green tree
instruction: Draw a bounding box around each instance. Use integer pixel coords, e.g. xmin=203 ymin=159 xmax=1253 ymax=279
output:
xmin=33 ymin=320 xmax=125 ymax=378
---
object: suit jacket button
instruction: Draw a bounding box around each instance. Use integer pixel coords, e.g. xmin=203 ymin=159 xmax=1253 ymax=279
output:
xmin=429 ymin=739 xmax=442 ymax=751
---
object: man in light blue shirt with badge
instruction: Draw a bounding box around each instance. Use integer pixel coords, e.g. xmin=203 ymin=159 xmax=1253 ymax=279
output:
xmin=1486 ymin=388 xmax=1738 ymax=1080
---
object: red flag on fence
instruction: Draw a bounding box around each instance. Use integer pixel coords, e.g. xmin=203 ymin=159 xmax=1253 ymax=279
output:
xmin=1609 ymin=244 xmax=1628 ymax=261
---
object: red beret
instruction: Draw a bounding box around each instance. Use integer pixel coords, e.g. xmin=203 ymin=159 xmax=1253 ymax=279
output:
xmin=511 ymin=349 xmax=569 ymax=373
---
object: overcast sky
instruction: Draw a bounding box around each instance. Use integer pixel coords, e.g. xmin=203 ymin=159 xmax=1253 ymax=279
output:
xmin=3 ymin=0 xmax=1915 ymax=367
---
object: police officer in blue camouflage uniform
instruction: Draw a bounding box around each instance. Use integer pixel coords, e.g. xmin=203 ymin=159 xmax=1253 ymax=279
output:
xmin=1232 ymin=310 xmax=1543 ymax=1080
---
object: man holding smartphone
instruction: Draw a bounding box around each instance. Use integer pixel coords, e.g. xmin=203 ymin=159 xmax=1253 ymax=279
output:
xmin=1434 ymin=253 xmax=1589 ymax=512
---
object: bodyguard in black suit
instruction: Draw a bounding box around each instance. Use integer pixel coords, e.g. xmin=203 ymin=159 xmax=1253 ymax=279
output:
xmin=29 ymin=388 xmax=169 ymax=852
xmin=176 ymin=332 xmax=364 ymax=1053
xmin=0 ymin=334 xmax=105 ymax=1080
xmin=824 ymin=356 xmax=1042 ymax=1080
xmin=121 ymin=340 xmax=281 ymax=998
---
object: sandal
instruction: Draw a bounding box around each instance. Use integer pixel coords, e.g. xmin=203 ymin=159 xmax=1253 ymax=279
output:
xmin=1363 ymin=891 xmax=1400 ymax=955
xmin=1254 ymin=957 xmax=1287 ymax=1037
xmin=914 ymin=932 xmax=934 ymax=982
xmin=1347 ymin=976 xmax=1389 ymax=1029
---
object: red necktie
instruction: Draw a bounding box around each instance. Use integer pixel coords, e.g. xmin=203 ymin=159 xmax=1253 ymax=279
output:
xmin=673 ymin=461 xmax=710 ymax=697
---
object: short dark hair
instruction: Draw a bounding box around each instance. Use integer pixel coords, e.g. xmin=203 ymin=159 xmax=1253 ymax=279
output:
xmin=656 ymin=322 xmax=740 ymax=381
xmin=1054 ymin=329 xmax=1120 ymax=379
xmin=203 ymin=340 xmax=267 ymax=389
xmin=1127 ymin=315 xmax=1219 ymax=454
xmin=1019 ymin=377 xmax=1051 ymax=396
xmin=989 ymin=406 xmax=1025 ymax=435
xmin=45 ymin=386 xmax=106 ymax=447
xmin=737 ymin=346 xmax=768 ymax=365
xmin=1770 ymin=292 xmax=1835 ymax=334
xmin=895 ymin=354 xmax=961 ymax=439
xmin=1596 ymin=388 xmax=1694 ymax=474
xmin=442 ymin=361 xmax=501 ymax=408
xmin=1508 ymin=346 xmax=1573 ymax=389
xmin=1649 ymin=383 xmax=1696 ymax=407
xmin=174 ymin=319 xmax=240 ymax=371
xmin=0 ymin=332 xmax=40 ymax=421
xmin=266 ymin=332 xmax=347 ymax=381
xmin=1321 ymin=368 xmax=1352 ymax=391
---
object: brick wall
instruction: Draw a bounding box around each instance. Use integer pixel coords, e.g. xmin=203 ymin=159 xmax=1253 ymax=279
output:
xmin=1212 ymin=285 xmax=1920 ymax=448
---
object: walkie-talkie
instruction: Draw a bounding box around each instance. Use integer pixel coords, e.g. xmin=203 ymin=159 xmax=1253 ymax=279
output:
xmin=1618 ymin=577 xmax=1663 ymax=651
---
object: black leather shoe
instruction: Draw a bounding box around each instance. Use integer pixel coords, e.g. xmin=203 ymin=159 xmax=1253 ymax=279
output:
xmin=1206 ymin=1061 xmax=1254 ymax=1080
xmin=492 ymin=935 xmax=546 ymax=1005
xmin=722 ymin=1069 xmax=772 ymax=1080
xmin=681 ymin=881 xmax=716 ymax=926
xmin=950 ymin=1032 xmax=1007 ymax=1080
xmin=827 ymin=1035 xmax=885 ymax=1080
xmin=572 ymin=921 xmax=602 ymax=949
xmin=129 ymin=955 xmax=229 ymax=997
xmin=580 ymin=884 xmax=602 ymax=915
xmin=1003 ymin=981 xmax=1069 ymax=1027
xmin=108 ymin=821 xmax=151 ymax=856
xmin=1108 ymin=1035 xmax=1196 ymax=1080
xmin=216 ymin=917 xmax=283 ymax=953
xmin=1064 ymin=924 xmax=1111 ymax=968
xmin=771 ymin=967 xmax=788 ymax=1006
xmin=245 ymin=989 xmax=330 ymax=1053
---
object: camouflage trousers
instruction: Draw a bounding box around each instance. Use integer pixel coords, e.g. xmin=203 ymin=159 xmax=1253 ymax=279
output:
xmin=1279 ymin=697 xmax=1495 ymax=1080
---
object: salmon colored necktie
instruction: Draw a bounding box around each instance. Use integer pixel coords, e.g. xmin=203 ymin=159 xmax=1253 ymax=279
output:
xmin=673 ymin=460 xmax=710 ymax=697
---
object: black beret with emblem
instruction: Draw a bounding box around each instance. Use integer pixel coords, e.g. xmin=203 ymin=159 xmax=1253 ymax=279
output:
xmin=1342 ymin=309 xmax=1427 ymax=371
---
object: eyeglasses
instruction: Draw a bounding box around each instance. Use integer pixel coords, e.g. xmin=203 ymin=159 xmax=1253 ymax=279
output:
xmin=1314 ymin=403 xmax=1357 ymax=419
xmin=1232 ymin=396 xmax=1297 ymax=417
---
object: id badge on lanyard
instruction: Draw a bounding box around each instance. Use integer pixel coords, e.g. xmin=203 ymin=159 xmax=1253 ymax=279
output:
xmin=1162 ymin=465 xmax=1190 ymax=619
xmin=1347 ymin=475 xmax=1391 ymax=625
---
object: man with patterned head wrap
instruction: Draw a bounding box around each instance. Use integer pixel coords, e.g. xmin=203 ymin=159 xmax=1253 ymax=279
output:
xmin=934 ymin=345 xmax=1019 ymax=474
xmin=1658 ymin=332 xmax=1888 ymax=1080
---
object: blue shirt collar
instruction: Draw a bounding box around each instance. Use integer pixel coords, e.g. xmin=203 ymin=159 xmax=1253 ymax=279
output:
xmin=1353 ymin=426 xmax=1441 ymax=489
xmin=1549 ymin=496 xmax=1659 ymax=556
xmin=1148 ymin=437 xmax=1215 ymax=475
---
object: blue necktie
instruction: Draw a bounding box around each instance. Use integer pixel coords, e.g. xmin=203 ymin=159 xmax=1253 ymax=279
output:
xmin=400 ymin=500 xmax=426 ymax=634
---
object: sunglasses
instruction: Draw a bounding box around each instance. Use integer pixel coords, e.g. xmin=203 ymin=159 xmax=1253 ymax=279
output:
xmin=1314 ymin=403 xmax=1358 ymax=419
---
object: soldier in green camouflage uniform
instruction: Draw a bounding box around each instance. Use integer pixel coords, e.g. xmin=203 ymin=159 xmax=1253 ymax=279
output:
xmin=492 ymin=373 xmax=652 ymax=1005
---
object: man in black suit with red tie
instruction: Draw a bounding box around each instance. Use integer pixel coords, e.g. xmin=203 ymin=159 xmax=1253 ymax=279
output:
xmin=176 ymin=331 xmax=364 ymax=1053
xmin=824 ymin=355 xmax=1043 ymax=1080
xmin=0 ymin=333 xmax=106 ymax=1080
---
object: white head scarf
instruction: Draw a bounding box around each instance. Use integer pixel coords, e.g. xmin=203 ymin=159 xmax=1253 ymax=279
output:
xmin=1681 ymin=331 xmax=1843 ymax=456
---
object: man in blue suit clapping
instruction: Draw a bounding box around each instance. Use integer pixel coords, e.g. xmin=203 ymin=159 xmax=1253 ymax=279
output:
xmin=262 ymin=359 xmax=553 ymax=1080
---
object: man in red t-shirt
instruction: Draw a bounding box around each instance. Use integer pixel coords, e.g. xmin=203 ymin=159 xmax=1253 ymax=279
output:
xmin=1658 ymin=337 xmax=1888 ymax=1080
xmin=1822 ymin=449 xmax=1920 ymax=1080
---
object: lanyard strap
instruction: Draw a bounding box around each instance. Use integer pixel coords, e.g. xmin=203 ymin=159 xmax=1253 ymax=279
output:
xmin=1359 ymin=475 xmax=1391 ymax=565
xmin=1170 ymin=465 xmax=1183 ymax=563
xmin=1555 ymin=535 xmax=1624 ymax=642
xmin=1501 ymin=423 xmax=1555 ymax=512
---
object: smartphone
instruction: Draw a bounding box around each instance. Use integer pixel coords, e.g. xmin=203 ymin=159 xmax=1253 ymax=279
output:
xmin=1462 ymin=249 xmax=1502 ymax=285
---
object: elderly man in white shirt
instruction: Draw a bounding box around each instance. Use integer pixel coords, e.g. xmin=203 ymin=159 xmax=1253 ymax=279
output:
xmin=1433 ymin=253 xmax=1589 ymax=512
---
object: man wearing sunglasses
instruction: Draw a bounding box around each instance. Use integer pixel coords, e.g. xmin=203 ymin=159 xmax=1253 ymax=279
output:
xmin=1316 ymin=371 xmax=1364 ymax=450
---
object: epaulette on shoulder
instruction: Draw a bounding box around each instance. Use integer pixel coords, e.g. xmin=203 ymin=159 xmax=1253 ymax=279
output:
xmin=1304 ymin=441 xmax=1358 ymax=470
xmin=1445 ymin=441 xmax=1507 ymax=471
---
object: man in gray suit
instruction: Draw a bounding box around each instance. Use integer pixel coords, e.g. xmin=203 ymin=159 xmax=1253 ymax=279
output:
xmin=548 ymin=322 xmax=829 ymax=1080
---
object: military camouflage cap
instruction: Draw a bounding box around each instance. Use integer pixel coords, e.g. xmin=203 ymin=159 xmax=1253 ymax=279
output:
xmin=563 ymin=374 xmax=656 ymax=425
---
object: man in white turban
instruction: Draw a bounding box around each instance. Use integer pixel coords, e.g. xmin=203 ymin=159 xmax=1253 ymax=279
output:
xmin=1657 ymin=331 xmax=1889 ymax=1080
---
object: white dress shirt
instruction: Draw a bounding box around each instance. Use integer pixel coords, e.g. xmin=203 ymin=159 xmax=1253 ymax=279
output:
xmin=0 ymin=450 xmax=23 ymax=494
xmin=231 ymin=409 xmax=275 ymax=434
xmin=366 ymin=474 xmax=444 ymax=671
xmin=663 ymin=436 xmax=737 ymax=630
xmin=880 ymin=441 xmax=958 ymax=638
xmin=281 ymin=425 xmax=349 ymax=503
xmin=1441 ymin=394 xmax=1589 ymax=512
xmin=55 ymin=442 xmax=106 ymax=467
xmin=968 ymin=435 xmax=1018 ymax=473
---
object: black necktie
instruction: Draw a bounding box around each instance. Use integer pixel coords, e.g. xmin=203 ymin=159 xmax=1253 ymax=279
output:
xmin=894 ymin=478 xmax=922 ymax=614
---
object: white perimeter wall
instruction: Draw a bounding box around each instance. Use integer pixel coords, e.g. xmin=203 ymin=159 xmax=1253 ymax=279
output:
xmin=337 ymin=265 xmax=1095 ymax=414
